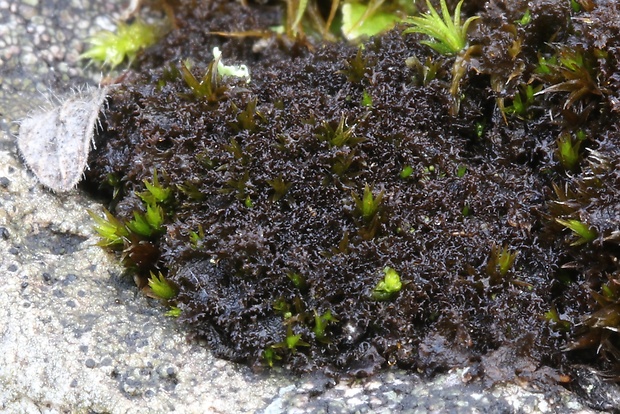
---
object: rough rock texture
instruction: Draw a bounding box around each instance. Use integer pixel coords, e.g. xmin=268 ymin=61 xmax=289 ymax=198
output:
xmin=0 ymin=1 xmax=286 ymax=412
xmin=0 ymin=157 xmax=285 ymax=413
xmin=0 ymin=0 xmax=617 ymax=412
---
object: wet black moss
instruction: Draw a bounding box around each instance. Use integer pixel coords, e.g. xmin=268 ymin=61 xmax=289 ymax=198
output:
xmin=86 ymin=0 xmax=620 ymax=386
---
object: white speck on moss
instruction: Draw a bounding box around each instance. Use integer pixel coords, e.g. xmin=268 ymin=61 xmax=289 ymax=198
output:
xmin=213 ymin=47 xmax=250 ymax=83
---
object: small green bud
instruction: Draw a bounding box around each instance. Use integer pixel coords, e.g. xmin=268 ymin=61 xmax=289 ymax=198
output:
xmin=372 ymin=267 xmax=403 ymax=301
xmin=81 ymin=20 xmax=158 ymax=68
xmin=128 ymin=211 xmax=153 ymax=237
xmin=166 ymin=306 xmax=181 ymax=317
xmin=145 ymin=203 xmax=165 ymax=232
xmin=148 ymin=271 xmax=178 ymax=300
xmin=556 ymin=218 xmax=597 ymax=246
xmin=400 ymin=166 xmax=414 ymax=179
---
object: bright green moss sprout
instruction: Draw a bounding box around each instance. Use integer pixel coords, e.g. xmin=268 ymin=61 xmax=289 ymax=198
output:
xmin=88 ymin=207 xmax=129 ymax=248
xmin=189 ymin=224 xmax=205 ymax=248
xmin=544 ymin=305 xmax=571 ymax=332
xmin=284 ymin=333 xmax=310 ymax=351
xmin=81 ymin=20 xmax=158 ymax=68
xmin=148 ymin=271 xmax=178 ymax=300
xmin=128 ymin=170 xmax=170 ymax=236
xmin=556 ymin=218 xmax=597 ymax=246
xmin=475 ymin=121 xmax=485 ymax=138
xmin=272 ymin=326 xmax=310 ymax=353
xmin=503 ymin=83 xmax=542 ymax=119
xmin=341 ymin=0 xmax=403 ymax=41
xmin=127 ymin=209 xmax=156 ymax=237
xmin=400 ymin=165 xmax=414 ymax=179
xmin=146 ymin=203 xmax=165 ymax=230
xmin=90 ymin=169 xmax=170 ymax=265
xmin=140 ymin=170 xmax=172 ymax=205
xmin=497 ymin=247 xmax=517 ymax=276
xmin=262 ymin=346 xmax=282 ymax=367
xmin=486 ymin=244 xmax=518 ymax=279
xmin=313 ymin=309 xmax=338 ymax=341
xmin=361 ymin=90 xmax=373 ymax=107
xmin=165 ymin=307 xmax=182 ymax=317
xmin=352 ymin=184 xmax=383 ymax=222
xmin=287 ymin=272 xmax=307 ymax=290
xmin=352 ymin=184 xmax=385 ymax=239
xmin=534 ymin=55 xmax=558 ymax=75
xmin=556 ymin=132 xmax=583 ymax=171
xmin=515 ymin=9 xmax=531 ymax=26
xmin=403 ymin=0 xmax=479 ymax=55
xmin=372 ymin=267 xmax=403 ymax=301
xmin=127 ymin=203 xmax=166 ymax=237
xmin=461 ymin=204 xmax=471 ymax=217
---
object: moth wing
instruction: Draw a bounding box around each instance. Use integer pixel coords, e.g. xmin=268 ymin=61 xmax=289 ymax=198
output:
xmin=17 ymin=87 xmax=110 ymax=192
xmin=56 ymin=98 xmax=100 ymax=190
xmin=17 ymin=108 xmax=70 ymax=191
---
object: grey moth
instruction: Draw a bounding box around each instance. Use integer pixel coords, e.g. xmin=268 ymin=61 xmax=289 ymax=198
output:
xmin=17 ymin=86 xmax=110 ymax=192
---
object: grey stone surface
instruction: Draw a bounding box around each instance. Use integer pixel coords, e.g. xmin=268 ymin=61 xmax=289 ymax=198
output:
xmin=0 ymin=155 xmax=286 ymax=413
xmin=0 ymin=0 xmax=610 ymax=412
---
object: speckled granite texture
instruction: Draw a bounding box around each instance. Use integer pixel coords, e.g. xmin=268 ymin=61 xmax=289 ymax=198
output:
xmin=0 ymin=0 xmax=611 ymax=412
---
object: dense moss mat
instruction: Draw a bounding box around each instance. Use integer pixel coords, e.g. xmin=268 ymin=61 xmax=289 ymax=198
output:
xmin=86 ymin=0 xmax=620 ymax=385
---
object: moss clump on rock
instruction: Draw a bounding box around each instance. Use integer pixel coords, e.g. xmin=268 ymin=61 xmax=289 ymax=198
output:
xmin=85 ymin=0 xmax=620 ymax=386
